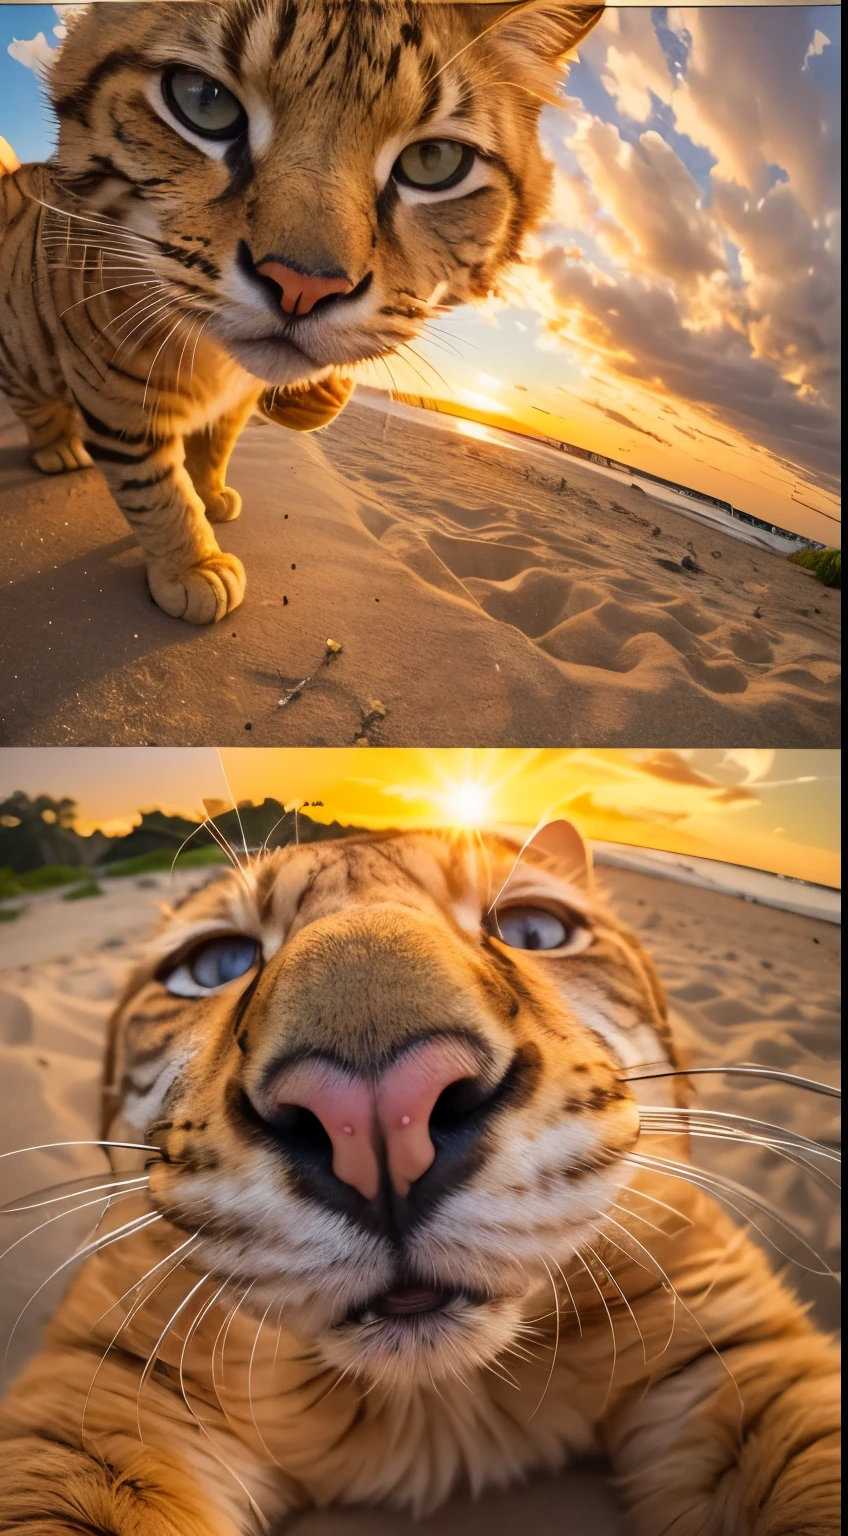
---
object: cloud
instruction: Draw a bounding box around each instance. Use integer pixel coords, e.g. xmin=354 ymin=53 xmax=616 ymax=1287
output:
xmin=589 ymin=401 xmax=670 ymax=445
xmin=637 ymin=751 xmax=718 ymax=789
xmin=668 ymin=8 xmax=840 ymax=215
xmin=714 ymin=749 xmax=776 ymax=785
xmin=535 ymin=247 xmax=840 ymax=480
xmin=565 ymin=791 xmax=688 ymax=827
xmin=710 ymin=178 xmax=840 ymax=416
xmin=6 ymin=3 xmax=76 ymax=76
xmin=7 ymin=32 xmax=57 ymax=77
xmin=804 ymin=30 xmax=831 ymax=69
xmin=537 ymin=6 xmax=841 ymax=483
xmin=578 ymin=6 xmax=675 ymax=122
xmin=554 ymin=118 xmax=727 ymax=288
xmin=710 ymin=786 xmax=758 ymax=805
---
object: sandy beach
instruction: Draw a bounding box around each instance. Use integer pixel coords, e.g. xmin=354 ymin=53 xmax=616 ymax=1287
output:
xmin=0 ymin=391 xmax=840 ymax=748
xmin=0 ymin=859 xmax=839 ymax=1534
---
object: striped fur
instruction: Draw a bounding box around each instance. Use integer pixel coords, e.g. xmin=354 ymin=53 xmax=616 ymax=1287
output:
xmin=0 ymin=828 xmax=839 ymax=1533
xmin=0 ymin=1 xmax=602 ymax=623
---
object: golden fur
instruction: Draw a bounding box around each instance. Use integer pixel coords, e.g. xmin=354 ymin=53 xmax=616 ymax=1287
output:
xmin=0 ymin=826 xmax=839 ymax=1533
xmin=0 ymin=1 xmax=602 ymax=623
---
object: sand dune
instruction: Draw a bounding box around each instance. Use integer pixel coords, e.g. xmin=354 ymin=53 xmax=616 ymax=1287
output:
xmin=0 ymin=393 xmax=839 ymax=746
xmin=0 ymin=865 xmax=839 ymax=1533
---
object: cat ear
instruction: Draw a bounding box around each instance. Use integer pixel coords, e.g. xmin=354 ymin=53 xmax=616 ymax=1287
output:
xmin=461 ymin=3 xmax=604 ymax=66
xmin=527 ymin=818 xmax=594 ymax=889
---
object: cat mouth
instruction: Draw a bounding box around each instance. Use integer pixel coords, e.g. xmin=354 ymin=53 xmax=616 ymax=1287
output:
xmin=230 ymin=332 xmax=315 ymax=363
xmin=340 ymin=1281 xmax=491 ymax=1327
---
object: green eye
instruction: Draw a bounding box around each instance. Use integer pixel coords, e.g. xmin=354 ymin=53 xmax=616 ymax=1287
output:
xmin=394 ymin=140 xmax=475 ymax=192
xmin=163 ymin=67 xmax=247 ymax=141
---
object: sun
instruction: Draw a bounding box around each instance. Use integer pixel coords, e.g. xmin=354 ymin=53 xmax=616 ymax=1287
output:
xmin=441 ymin=778 xmax=493 ymax=829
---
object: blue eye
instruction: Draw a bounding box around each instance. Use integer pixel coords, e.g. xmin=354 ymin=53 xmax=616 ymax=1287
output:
xmin=165 ymin=936 xmax=259 ymax=997
xmin=495 ymin=907 xmax=569 ymax=952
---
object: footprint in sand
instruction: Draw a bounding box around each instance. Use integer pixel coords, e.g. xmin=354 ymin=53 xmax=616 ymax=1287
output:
xmin=0 ymin=991 xmax=33 ymax=1045
xmin=427 ymin=532 xmax=539 ymax=584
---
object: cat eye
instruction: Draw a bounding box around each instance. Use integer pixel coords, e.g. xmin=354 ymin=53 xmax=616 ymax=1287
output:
xmin=163 ymin=935 xmax=260 ymax=997
xmin=393 ymin=140 xmax=476 ymax=192
xmin=493 ymin=906 xmax=590 ymax=955
xmin=162 ymin=67 xmax=247 ymax=141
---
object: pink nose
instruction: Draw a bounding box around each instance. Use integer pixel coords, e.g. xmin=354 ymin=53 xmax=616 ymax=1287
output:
xmin=272 ymin=1037 xmax=482 ymax=1201
xmin=255 ymin=259 xmax=354 ymax=316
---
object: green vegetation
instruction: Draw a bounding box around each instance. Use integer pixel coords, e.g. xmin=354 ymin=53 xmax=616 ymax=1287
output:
xmin=0 ymin=846 xmax=228 ymax=905
xmin=18 ymin=864 xmax=84 ymax=891
xmin=103 ymin=845 xmax=230 ymax=878
xmin=0 ymin=906 xmax=21 ymax=922
xmin=62 ymin=881 xmax=104 ymax=902
xmin=788 ymin=547 xmax=841 ymax=589
xmin=0 ymin=864 xmax=85 ymax=897
xmin=0 ymin=869 xmax=23 ymax=902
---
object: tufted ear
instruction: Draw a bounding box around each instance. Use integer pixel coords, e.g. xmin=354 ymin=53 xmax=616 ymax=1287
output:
xmin=460 ymin=3 xmax=605 ymax=66
xmin=527 ymin=817 xmax=594 ymax=889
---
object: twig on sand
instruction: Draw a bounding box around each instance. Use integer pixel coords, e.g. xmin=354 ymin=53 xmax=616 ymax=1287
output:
xmin=277 ymin=640 xmax=343 ymax=709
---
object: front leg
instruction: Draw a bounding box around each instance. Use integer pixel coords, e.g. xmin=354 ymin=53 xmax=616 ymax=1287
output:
xmin=79 ymin=410 xmax=245 ymax=624
xmin=183 ymin=390 xmax=262 ymax=525
xmin=606 ymin=1332 xmax=840 ymax=1535
xmin=0 ymin=1435 xmax=249 ymax=1536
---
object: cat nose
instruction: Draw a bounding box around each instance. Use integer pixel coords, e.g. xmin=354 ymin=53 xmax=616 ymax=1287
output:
xmin=255 ymin=258 xmax=354 ymax=315
xmin=270 ymin=1037 xmax=485 ymax=1201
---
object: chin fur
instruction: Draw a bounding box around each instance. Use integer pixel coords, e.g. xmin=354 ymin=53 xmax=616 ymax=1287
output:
xmin=317 ymin=1294 xmax=526 ymax=1391
xmin=214 ymin=330 xmax=331 ymax=387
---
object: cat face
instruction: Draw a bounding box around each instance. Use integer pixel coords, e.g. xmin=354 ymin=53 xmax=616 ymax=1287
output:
xmin=107 ymin=825 xmax=673 ymax=1390
xmin=50 ymin=1 xmax=602 ymax=386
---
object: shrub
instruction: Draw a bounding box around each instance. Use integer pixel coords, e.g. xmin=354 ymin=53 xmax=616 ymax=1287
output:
xmin=0 ymin=869 xmax=23 ymax=901
xmin=103 ymin=845 xmax=229 ymax=878
xmin=17 ymin=865 xmax=83 ymax=892
xmin=62 ymin=881 xmax=104 ymax=901
xmin=788 ymin=547 xmax=841 ymax=589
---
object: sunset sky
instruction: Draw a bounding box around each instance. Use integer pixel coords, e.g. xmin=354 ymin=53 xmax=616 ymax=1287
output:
xmin=0 ymin=748 xmax=840 ymax=888
xmin=0 ymin=4 xmax=841 ymax=542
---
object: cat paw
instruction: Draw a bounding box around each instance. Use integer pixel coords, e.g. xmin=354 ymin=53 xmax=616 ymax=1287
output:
xmin=147 ymin=551 xmax=246 ymax=624
xmin=30 ymin=436 xmax=93 ymax=474
xmin=204 ymin=486 xmax=242 ymax=523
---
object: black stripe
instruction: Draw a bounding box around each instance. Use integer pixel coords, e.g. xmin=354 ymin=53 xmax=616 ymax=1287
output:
xmin=53 ymin=49 xmax=151 ymax=128
xmin=118 ymin=500 xmax=166 ymax=515
xmin=221 ymin=1 xmax=251 ymax=77
xmin=376 ymin=178 xmax=401 ymax=238
xmin=274 ymin=1 xmax=299 ymax=56
xmin=120 ymin=467 xmax=174 ymax=491
xmin=213 ymin=135 xmax=256 ymax=203
xmin=419 ymin=56 xmax=442 ymax=123
xmin=157 ymin=241 xmax=221 ymax=282
xmin=77 ymin=402 xmax=148 ymax=444
xmin=306 ymin=31 xmax=342 ymax=89
xmin=88 ymin=442 xmax=159 ymax=466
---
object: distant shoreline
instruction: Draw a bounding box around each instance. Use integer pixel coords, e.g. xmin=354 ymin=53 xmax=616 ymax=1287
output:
xmin=355 ymin=387 xmax=836 ymax=557
xmin=489 ymin=828 xmax=841 ymax=923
